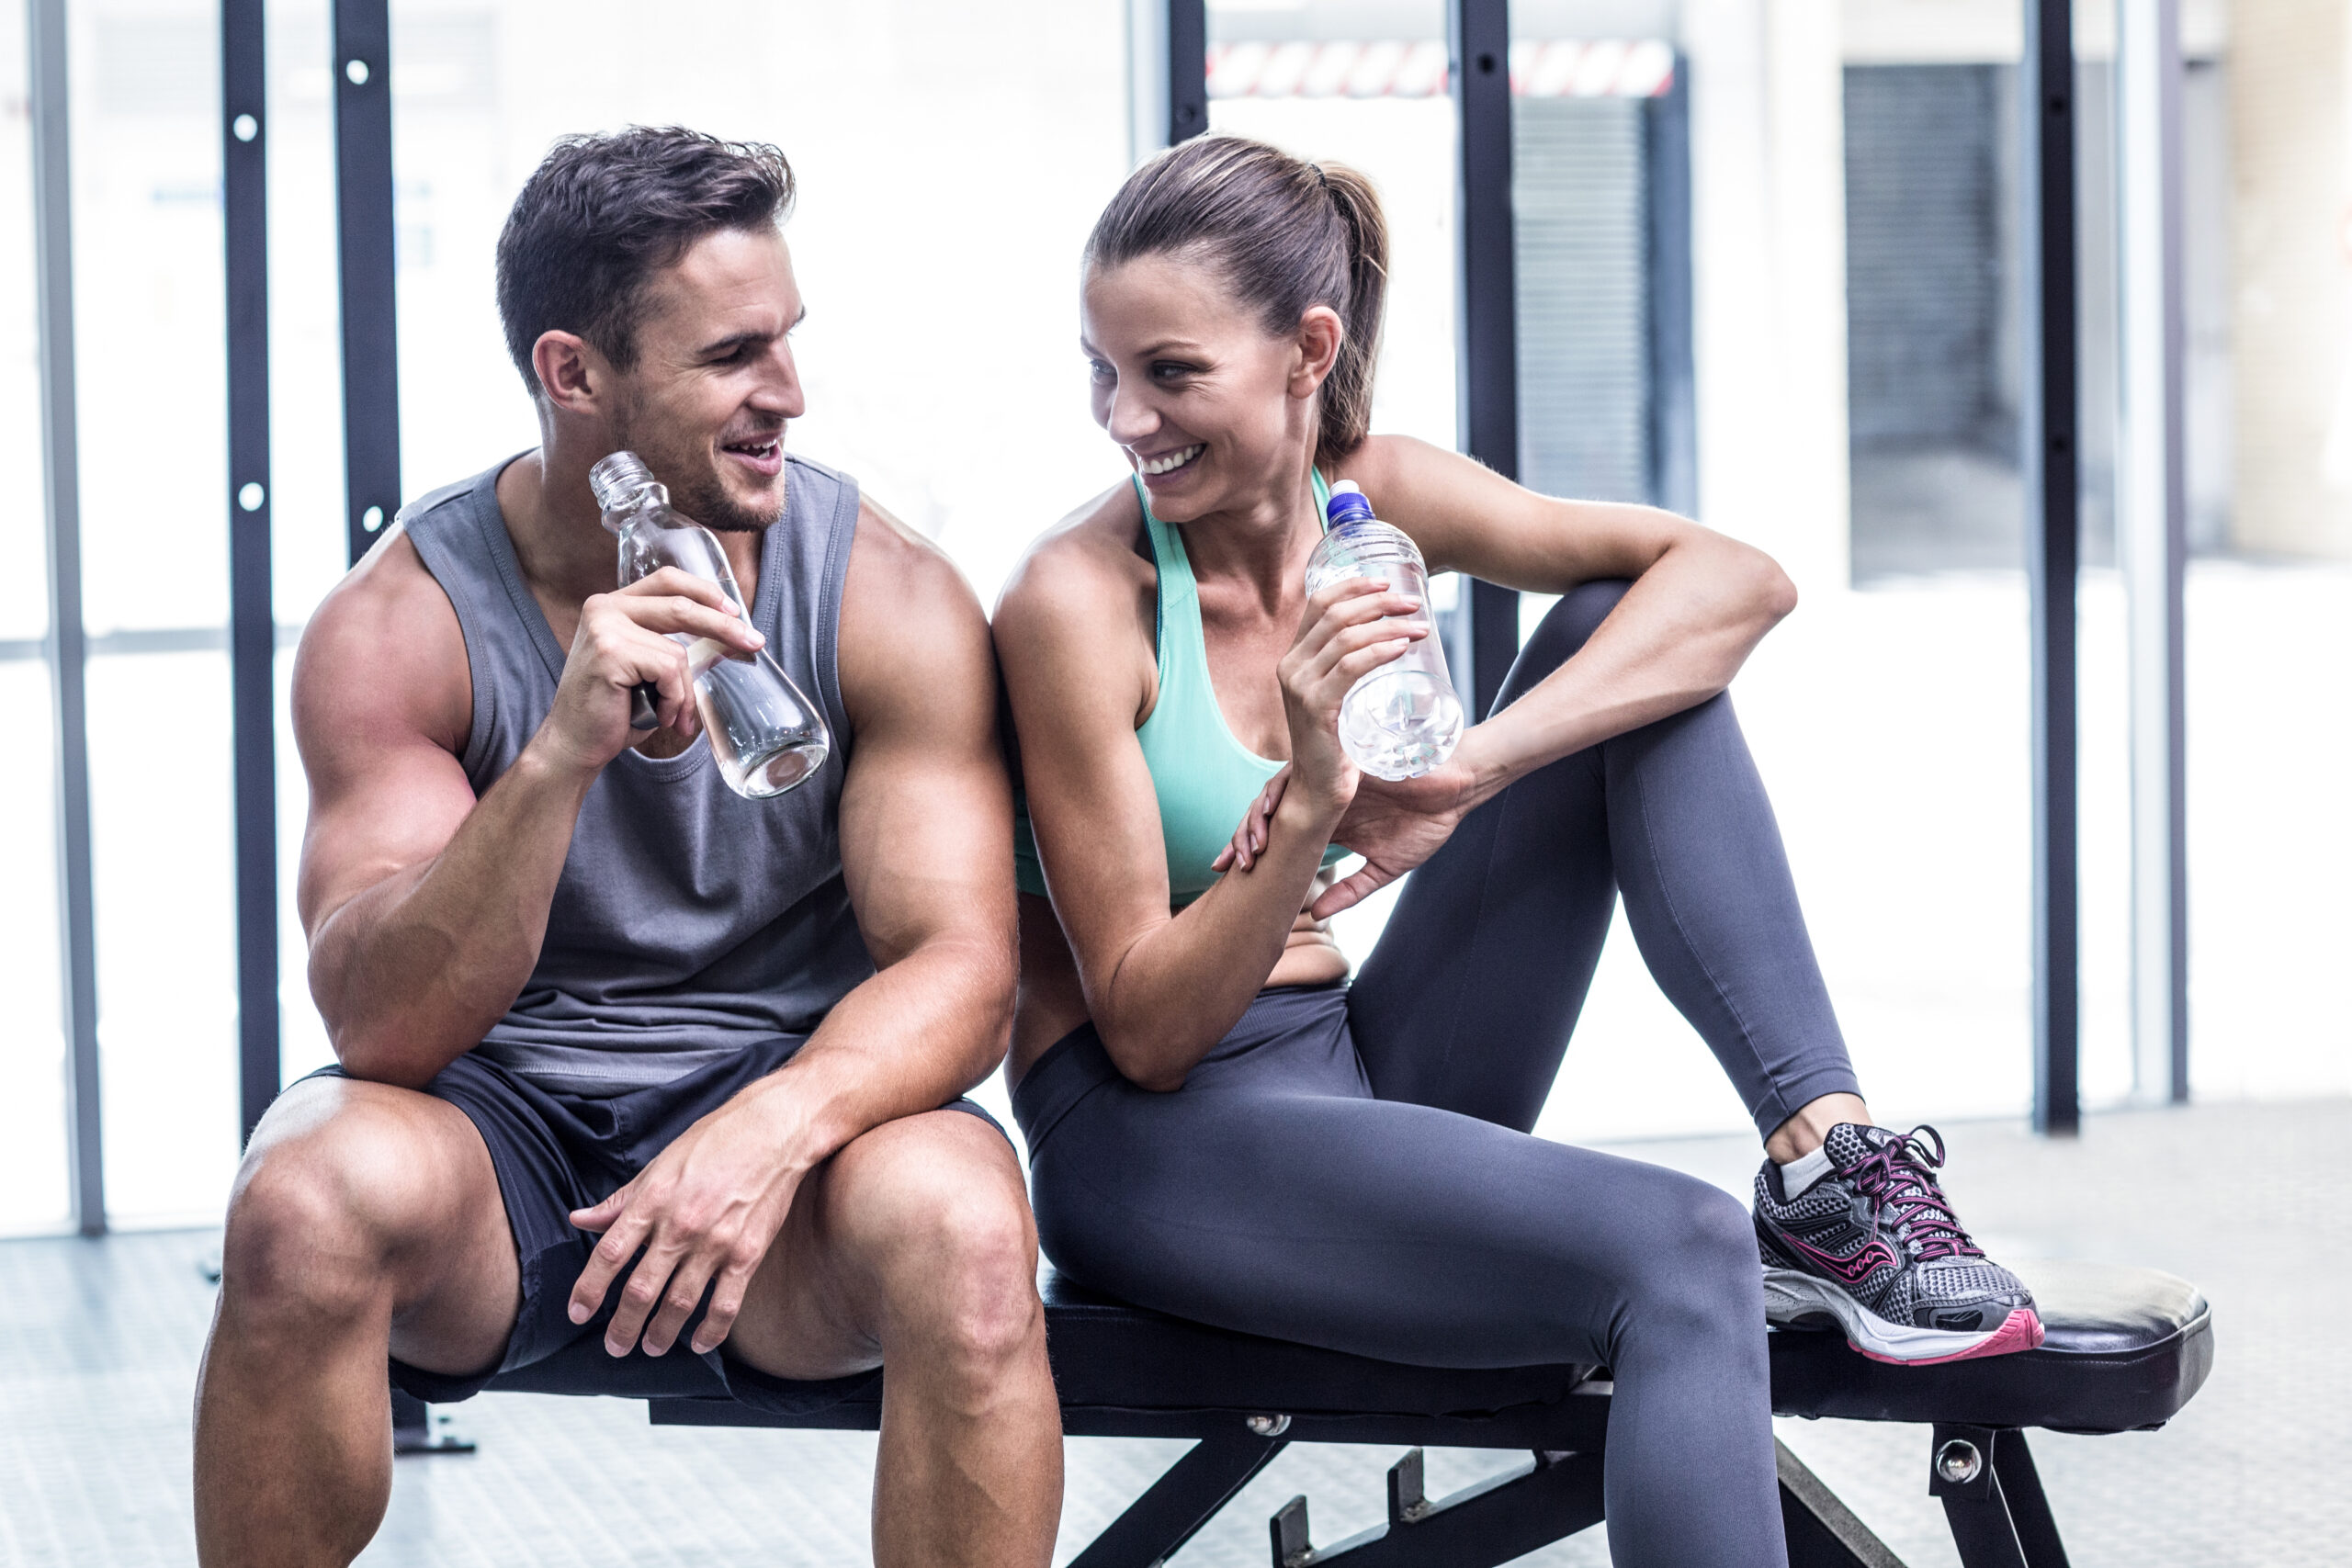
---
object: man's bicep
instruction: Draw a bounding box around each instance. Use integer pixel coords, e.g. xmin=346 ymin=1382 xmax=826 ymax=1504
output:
xmin=290 ymin=605 xmax=480 ymax=938
xmin=836 ymin=600 xmax=1014 ymax=971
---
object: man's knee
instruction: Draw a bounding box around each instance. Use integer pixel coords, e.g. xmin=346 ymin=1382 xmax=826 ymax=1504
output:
xmin=220 ymin=1086 xmax=458 ymax=1322
xmin=835 ymin=1121 xmax=1042 ymax=1371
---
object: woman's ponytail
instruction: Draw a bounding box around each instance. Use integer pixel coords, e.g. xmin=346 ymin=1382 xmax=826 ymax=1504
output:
xmin=1086 ymin=136 xmax=1391 ymax=468
xmin=1312 ymin=161 xmax=1388 ymax=465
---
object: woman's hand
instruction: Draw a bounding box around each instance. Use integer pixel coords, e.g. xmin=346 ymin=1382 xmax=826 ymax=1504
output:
xmin=1273 ymin=578 xmax=1429 ymax=818
xmin=1213 ymin=754 xmax=1479 ymax=919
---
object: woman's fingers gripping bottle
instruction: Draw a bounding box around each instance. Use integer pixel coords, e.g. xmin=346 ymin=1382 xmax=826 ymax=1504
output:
xmin=588 ymin=451 xmax=831 ymax=798
xmin=1301 ymin=479 xmax=1464 ymax=780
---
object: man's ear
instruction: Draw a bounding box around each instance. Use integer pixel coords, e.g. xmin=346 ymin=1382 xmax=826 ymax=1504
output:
xmin=534 ymin=330 xmax=609 ymax=416
xmin=1289 ymin=305 xmax=1345 ymax=399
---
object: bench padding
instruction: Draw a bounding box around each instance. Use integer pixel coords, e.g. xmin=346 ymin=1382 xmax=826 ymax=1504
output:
xmin=1770 ymin=1258 xmax=2211 ymax=1434
xmin=646 ymin=1258 xmax=2210 ymax=1446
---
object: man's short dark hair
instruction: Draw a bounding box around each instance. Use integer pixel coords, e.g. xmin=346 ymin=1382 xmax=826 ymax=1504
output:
xmin=495 ymin=126 xmax=797 ymax=397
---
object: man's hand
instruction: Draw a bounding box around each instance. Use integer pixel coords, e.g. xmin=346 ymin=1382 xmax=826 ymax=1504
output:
xmin=1214 ymin=754 xmax=1481 ymax=919
xmin=534 ymin=567 xmax=768 ymax=778
xmin=565 ymin=1087 xmax=808 ymax=1358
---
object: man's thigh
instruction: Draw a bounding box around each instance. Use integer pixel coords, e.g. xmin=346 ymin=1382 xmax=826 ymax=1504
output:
xmin=235 ymin=1074 xmax=521 ymax=1376
xmin=723 ymin=1109 xmax=1034 ymax=1382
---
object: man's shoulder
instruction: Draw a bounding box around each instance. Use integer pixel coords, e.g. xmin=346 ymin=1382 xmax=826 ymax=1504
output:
xmin=396 ymin=457 xmax=517 ymax=539
xmin=294 ymin=525 xmax=471 ymax=755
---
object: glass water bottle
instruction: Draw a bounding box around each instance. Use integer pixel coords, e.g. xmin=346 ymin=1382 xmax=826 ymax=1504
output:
xmin=1302 ymin=479 xmax=1464 ymax=780
xmin=588 ymin=451 xmax=830 ymax=798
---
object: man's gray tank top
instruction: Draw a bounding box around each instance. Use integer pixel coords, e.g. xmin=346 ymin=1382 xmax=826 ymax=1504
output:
xmin=400 ymin=455 xmax=873 ymax=1097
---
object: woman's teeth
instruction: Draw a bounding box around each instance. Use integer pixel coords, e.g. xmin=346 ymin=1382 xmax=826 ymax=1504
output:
xmin=1138 ymin=444 xmax=1204 ymax=477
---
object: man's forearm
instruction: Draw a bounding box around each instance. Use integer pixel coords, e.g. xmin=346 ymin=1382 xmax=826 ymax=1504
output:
xmin=311 ymin=743 xmax=596 ymax=1087
xmin=732 ymin=932 xmax=1014 ymax=1172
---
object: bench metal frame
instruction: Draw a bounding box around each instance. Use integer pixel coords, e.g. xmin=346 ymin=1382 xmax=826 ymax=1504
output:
xmin=645 ymin=1378 xmax=2076 ymax=1568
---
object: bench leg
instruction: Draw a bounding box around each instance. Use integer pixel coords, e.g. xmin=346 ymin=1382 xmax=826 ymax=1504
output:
xmin=1265 ymin=1448 xmax=1607 ymax=1567
xmin=1777 ymin=1439 xmax=1909 ymax=1567
xmin=1989 ymin=1432 xmax=2071 ymax=1568
xmin=1069 ymin=1421 xmax=1289 ymax=1568
xmin=390 ymin=1389 xmax=475 ymax=1456
xmin=1929 ymin=1425 xmax=2070 ymax=1568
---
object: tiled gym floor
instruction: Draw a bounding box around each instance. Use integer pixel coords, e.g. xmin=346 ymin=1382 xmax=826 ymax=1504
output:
xmin=1 ymin=1097 xmax=2336 ymax=1567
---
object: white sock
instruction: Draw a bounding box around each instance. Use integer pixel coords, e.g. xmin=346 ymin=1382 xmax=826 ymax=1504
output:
xmin=1775 ymin=1144 xmax=1834 ymax=1197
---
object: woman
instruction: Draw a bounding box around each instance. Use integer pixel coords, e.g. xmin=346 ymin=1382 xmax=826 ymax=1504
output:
xmin=994 ymin=137 xmax=2036 ymax=1567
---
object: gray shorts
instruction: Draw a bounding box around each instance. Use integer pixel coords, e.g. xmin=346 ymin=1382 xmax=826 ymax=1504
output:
xmin=303 ymin=1034 xmax=1004 ymax=1417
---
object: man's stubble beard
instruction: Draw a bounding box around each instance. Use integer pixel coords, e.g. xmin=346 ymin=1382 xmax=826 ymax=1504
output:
xmin=609 ymin=391 xmax=786 ymax=535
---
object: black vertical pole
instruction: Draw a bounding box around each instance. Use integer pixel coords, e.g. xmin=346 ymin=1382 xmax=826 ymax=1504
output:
xmin=1449 ymin=0 xmax=1521 ymax=718
xmin=224 ymin=0 xmax=278 ymax=1145
xmin=1167 ymin=0 xmax=1207 ymax=144
xmin=334 ymin=0 xmax=401 ymax=566
xmin=2023 ymin=0 xmax=2079 ymax=1135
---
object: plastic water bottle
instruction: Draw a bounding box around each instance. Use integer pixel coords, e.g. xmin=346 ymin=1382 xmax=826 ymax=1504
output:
xmin=1302 ymin=479 xmax=1464 ymax=780
xmin=588 ymin=451 xmax=830 ymax=798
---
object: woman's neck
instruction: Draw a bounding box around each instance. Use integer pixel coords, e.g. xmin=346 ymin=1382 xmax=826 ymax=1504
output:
xmin=1172 ymin=458 xmax=1323 ymax=611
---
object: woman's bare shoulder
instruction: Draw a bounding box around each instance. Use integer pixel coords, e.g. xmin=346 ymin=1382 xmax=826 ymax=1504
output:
xmin=1328 ymin=433 xmax=1466 ymax=497
xmin=994 ymin=478 xmax=1151 ymax=644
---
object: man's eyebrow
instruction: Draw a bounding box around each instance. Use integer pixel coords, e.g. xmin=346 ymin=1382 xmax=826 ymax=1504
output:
xmin=695 ymin=329 xmax=773 ymax=358
xmin=694 ymin=309 xmax=805 ymax=359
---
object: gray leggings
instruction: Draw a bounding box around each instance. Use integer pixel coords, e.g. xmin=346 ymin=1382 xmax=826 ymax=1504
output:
xmin=1013 ymin=582 xmax=1861 ymax=1568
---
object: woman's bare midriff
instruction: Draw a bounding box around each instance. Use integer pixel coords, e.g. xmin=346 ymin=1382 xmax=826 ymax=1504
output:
xmin=1009 ymin=881 xmax=1351 ymax=1086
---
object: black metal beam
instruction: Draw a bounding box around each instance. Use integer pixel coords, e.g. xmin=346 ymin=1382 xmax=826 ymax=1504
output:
xmin=333 ymin=0 xmax=401 ymax=566
xmin=1068 ymin=1425 xmax=1287 ymax=1568
xmin=1448 ymin=0 xmax=1521 ymax=719
xmin=224 ymin=0 xmax=278 ymax=1146
xmin=1167 ymin=0 xmax=1207 ymax=144
xmin=2022 ymin=0 xmax=2079 ymax=1135
xmin=1267 ymin=1449 xmax=1608 ymax=1567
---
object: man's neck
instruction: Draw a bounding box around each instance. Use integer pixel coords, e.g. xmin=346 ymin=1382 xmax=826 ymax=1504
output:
xmin=494 ymin=443 xmax=766 ymax=626
xmin=497 ymin=448 xmax=616 ymax=614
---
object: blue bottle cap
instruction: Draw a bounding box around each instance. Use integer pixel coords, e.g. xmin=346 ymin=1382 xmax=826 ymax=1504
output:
xmin=1325 ymin=478 xmax=1374 ymax=527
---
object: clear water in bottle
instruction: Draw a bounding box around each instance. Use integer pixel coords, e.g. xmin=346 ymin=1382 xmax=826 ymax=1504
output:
xmin=588 ymin=452 xmax=831 ymax=798
xmin=1303 ymin=479 xmax=1463 ymax=780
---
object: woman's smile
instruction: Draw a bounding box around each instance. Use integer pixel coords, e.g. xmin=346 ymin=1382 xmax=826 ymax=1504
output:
xmin=1135 ymin=442 xmax=1205 ymax=482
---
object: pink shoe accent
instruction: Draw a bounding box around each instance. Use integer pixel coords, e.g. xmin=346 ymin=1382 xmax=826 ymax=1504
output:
xmin=1850 ymin=1308 xmax=2046 ymax=1367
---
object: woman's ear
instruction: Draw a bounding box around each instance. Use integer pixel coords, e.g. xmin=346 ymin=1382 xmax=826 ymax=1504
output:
xmin=1289 ymin=305 xmax=1345 ymax=399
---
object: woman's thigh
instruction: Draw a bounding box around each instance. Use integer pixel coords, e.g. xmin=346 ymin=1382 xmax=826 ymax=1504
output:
xmin=1028 ymin=1066 xmax=1750 ymax=1372
xmin=1349 ymin=582 xmax=1630 ymax=1129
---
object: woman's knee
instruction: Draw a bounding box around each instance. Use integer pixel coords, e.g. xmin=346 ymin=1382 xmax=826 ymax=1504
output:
xmin=1616 ymin=1179 xmax=1764 ymax=1341
xmin=1498 ymin=580 xmax=1633 ymax=708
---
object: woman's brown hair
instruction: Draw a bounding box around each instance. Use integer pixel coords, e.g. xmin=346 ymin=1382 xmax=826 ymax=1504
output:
xmin=1086 ymin=135 xmax=1389 ymax=468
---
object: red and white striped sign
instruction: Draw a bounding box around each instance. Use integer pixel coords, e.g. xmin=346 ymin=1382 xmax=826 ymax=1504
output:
xmin=1205 ymin=38 xmax=1674 ymax=100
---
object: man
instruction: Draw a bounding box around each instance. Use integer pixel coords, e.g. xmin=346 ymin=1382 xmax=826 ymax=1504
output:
xmin=194 ymin=128 xmax=1060 ymax=1566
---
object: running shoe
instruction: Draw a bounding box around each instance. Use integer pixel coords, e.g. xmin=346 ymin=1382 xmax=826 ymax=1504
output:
xmin=1753 ymin=1123 xmax=2043 ymax=1366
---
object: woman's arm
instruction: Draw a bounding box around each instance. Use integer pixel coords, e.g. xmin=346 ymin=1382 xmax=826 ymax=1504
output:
xmin=1343 ymin=434 xmax=1797 ymax=806
xmin=996 ymin=525 xmax=1420 ymax=1090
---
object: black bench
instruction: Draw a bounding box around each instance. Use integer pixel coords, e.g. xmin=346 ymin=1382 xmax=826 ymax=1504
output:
xmin=602 ymin=1257 xmax=2209 ymax=1568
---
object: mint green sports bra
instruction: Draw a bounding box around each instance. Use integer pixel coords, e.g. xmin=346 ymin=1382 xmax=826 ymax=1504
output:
xmin=1013 ymin=470 xmax=1349 ymax=905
